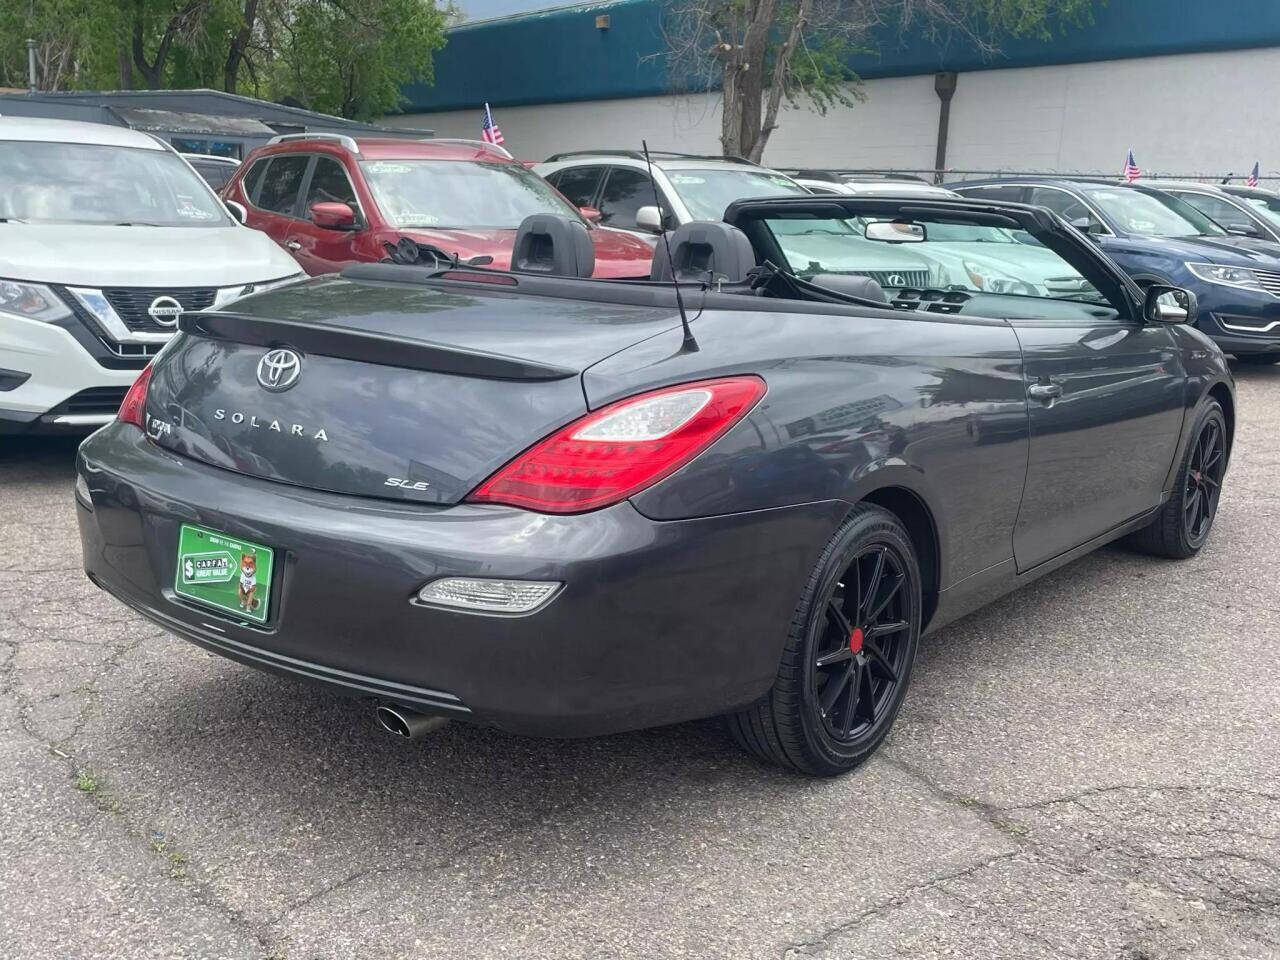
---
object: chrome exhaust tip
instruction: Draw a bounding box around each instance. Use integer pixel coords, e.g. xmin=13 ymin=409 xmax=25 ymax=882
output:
xmin=375 ymin=704 xmax=450 ymax=740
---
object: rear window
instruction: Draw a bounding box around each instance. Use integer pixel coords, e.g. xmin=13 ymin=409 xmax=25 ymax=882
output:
xmin=0 ymin=140 xmax=228 ymax=227
xmin=190 ymin=160 xmax=237 ymax=191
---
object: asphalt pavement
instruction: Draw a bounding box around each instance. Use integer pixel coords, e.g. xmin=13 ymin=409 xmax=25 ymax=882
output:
xmin=2 ymin=366 xmax=1278 ymax=959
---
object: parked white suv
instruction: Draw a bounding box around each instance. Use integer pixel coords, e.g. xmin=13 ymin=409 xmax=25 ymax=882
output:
xmin=534 ymin=150 xmax=810 ymax=239
xmin=0 ymin=117 xmax=302 ymax=434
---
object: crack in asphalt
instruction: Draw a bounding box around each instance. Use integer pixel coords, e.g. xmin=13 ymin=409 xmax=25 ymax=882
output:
xmin=779 ymin=851 xmax=1023 ymax=957
xmin=781 ymin=756 xmax=1280 ymax=952
xmin=1 ymin=602 xmax=272 ymax=954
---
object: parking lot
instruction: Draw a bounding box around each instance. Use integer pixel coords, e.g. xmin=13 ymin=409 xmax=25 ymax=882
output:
xmin=0 ymin=366 xmax=1273 ymax=959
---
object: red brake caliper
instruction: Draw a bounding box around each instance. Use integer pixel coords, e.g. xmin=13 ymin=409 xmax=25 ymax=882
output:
xmin=848 ymin=627 xmax=864 ymax=655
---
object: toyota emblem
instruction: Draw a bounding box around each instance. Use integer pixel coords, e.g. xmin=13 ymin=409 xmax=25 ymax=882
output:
xmin=256 ymin=348 xmax=302 ymax=392
xmin=147 ymin=295 xmax=184 ymax=327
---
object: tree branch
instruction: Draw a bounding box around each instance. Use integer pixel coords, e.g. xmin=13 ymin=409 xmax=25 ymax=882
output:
xmin=756 ymin=0 xmax=810 ymax=161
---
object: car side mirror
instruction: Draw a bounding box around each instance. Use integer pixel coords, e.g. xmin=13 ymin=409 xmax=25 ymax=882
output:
xmin=635 ymin=205 xmax=664 ymax=234
xmin=310 ymin=201 xmax=357 ymax=230
xmin=224 ymin=200 xmax=247 ymax=224
xmin=1227 ymin=223 xmax=1262 ymax=238
xmin=579 ymin=205 xmax=603 ymax=223
xmin=1144 ymin=284 xmax=1197 ymax=324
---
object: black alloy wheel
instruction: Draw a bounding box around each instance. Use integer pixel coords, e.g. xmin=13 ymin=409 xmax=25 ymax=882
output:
xmin=1182 ymin=414 xmax=1225 ymax=549
xmin=728 ymin=504 xmax=922 ymax=776
xmin=811 ymin=545 xmax=913 ymax=743
xmin=1127 ymin=398 xmax=1228 ymax=559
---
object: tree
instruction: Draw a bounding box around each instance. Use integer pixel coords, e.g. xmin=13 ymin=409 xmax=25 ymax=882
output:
xmin=658 ymin=0 xmax=1100 ymax=162
xmin=268 ymin=0 xmax=446 ymax=120
xmin=0 ymin=0 xmax=116 ymax=90
xmin=1 ymin=0 xmax=447 ymax=120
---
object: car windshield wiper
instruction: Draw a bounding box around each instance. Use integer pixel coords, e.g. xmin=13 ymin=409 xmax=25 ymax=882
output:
xmin=0 ymin=217 xmax=27 ymax=223
xmin=114 ymin=221 xmax=166 ymax=227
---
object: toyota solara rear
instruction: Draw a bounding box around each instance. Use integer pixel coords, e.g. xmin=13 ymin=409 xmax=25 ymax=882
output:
xmin=76 ymin=196 xmax=1234 ymax=776
xmin=75 ymin=269 xmax=827 ymax=738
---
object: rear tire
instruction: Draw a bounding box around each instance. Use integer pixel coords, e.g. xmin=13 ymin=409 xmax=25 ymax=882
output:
xmin=728 ymin=504 xmax=922 ymax=776
xmin=1125 ymin=399 xmax=1227 ymax=559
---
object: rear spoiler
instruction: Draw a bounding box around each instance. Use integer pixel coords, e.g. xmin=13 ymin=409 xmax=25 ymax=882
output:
xmin=179 ymin=311 xmax=578 ymax=382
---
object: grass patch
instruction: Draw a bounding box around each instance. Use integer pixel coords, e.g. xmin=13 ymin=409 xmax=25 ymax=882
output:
xmin=75 ymin=770 xmax=99 ymax=795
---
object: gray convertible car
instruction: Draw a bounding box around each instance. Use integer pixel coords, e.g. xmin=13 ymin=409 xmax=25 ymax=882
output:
xmin=76 ymin=195 xmax=1234 ymax=776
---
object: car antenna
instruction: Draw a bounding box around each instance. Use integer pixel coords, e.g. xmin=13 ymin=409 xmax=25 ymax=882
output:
xmin=642 ymin=139 xmax=698 ymax=353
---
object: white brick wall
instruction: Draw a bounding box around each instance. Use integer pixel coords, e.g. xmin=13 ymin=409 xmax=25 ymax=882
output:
xmin=385 ymin=46 xmax=1280 ymax=176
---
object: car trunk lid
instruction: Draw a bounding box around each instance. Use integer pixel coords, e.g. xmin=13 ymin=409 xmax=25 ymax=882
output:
xmin=143 ymin=272 xmax=682 ymax=504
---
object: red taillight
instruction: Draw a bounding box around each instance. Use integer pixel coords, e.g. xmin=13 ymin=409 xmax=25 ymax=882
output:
xmin=117 ymin=364 xmax=153 ymax=429
xmin=467 ymin=376 xmax=766 ymax=513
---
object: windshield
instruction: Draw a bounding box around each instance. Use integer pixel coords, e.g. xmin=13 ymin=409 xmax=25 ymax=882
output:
xmin=1079 ymin=185 xmax=1225 ymax=238
xmin=0 ymin=140 xmax=228 ymax=226
xmin=666 ymin=168 xmax=808 ymax=220
xmin=360 ymin=160 xmax=580 ymax=229
xmin=763 ymin=214 xmax=1100 ymax=302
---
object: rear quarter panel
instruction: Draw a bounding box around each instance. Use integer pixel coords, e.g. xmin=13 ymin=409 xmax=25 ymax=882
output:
xmin=585 ymin=308 xmax=1029 ymax=592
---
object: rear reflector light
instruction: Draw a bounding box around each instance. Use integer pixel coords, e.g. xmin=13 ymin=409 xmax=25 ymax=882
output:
xmin=74 ymin=474 xmax=92 ymax=509
xmin=467 ymin=376 xmax=766 ymax=513
xmin=117 ymin=364 xmax=153 ymax=429
xmin=415 ymin=577 xmax=561 ymax=615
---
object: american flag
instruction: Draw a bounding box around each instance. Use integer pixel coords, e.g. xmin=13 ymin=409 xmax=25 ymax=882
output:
xmin=1248 ymin=161 xmax=1260 ymax=188
xmin=481 ymin=103 xmax=505 ymax=146
xmin=1122 ymin=149 xmax=1141 ymax=182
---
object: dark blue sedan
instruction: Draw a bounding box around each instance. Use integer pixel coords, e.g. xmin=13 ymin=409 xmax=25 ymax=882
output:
xmin=951 ymin=177 xmax=1280 ymax=362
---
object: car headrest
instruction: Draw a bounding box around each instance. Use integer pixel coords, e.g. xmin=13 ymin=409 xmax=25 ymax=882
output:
xmin=511 ymin=214 xmax=595 ymax=278
xmin=651 ymin=221 xmax=756 ymax=283
xmin=808 ymin=274 xmax=888 ymax=303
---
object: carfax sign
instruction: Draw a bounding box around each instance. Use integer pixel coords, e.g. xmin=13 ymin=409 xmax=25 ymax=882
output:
xmin=174 ymin=524 xmax=274 ymax=624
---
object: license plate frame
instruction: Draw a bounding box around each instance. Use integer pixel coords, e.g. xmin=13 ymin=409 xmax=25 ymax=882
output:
xmin=173 ymin=524 xmax=275 ymax=624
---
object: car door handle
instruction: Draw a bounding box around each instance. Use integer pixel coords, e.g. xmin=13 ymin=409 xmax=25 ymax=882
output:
xmin=1027 ymin=383 xmax=1063 ymax=402
xmin=285 ymin=240 xmax=301 ymax=251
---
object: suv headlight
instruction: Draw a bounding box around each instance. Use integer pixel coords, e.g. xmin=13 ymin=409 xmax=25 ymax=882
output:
xmin=0 ymin=279 xmax=71 ymax=322
xmin=962 ymin=260 xmax=1038 ymax=297
xmin=1185 ymin=262 xmax=1263 ymax=290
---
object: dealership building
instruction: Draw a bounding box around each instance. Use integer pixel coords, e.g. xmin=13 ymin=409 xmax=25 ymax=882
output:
xmin=384 ymin=0 xmax=1280 ymax=178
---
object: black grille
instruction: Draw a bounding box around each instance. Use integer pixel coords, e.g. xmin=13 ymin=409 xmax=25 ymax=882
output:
xmin=103 ymin=287 xmax=216 ymax=332
xmin=853 ymin=269 xmax=932 ymax=288
xmin=47 ymin=387 xmax=128 ymax=416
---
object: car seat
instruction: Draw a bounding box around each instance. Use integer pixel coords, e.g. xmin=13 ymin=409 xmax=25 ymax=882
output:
xmin=510 ymin=214 xmax=595 ymax=277
xmin=650 ymin=221 xmax=756 ymax=284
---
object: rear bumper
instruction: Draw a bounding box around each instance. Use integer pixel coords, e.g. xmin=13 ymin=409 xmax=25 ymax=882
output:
xmin=76 ymin=424 xmax=844 ymax=737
